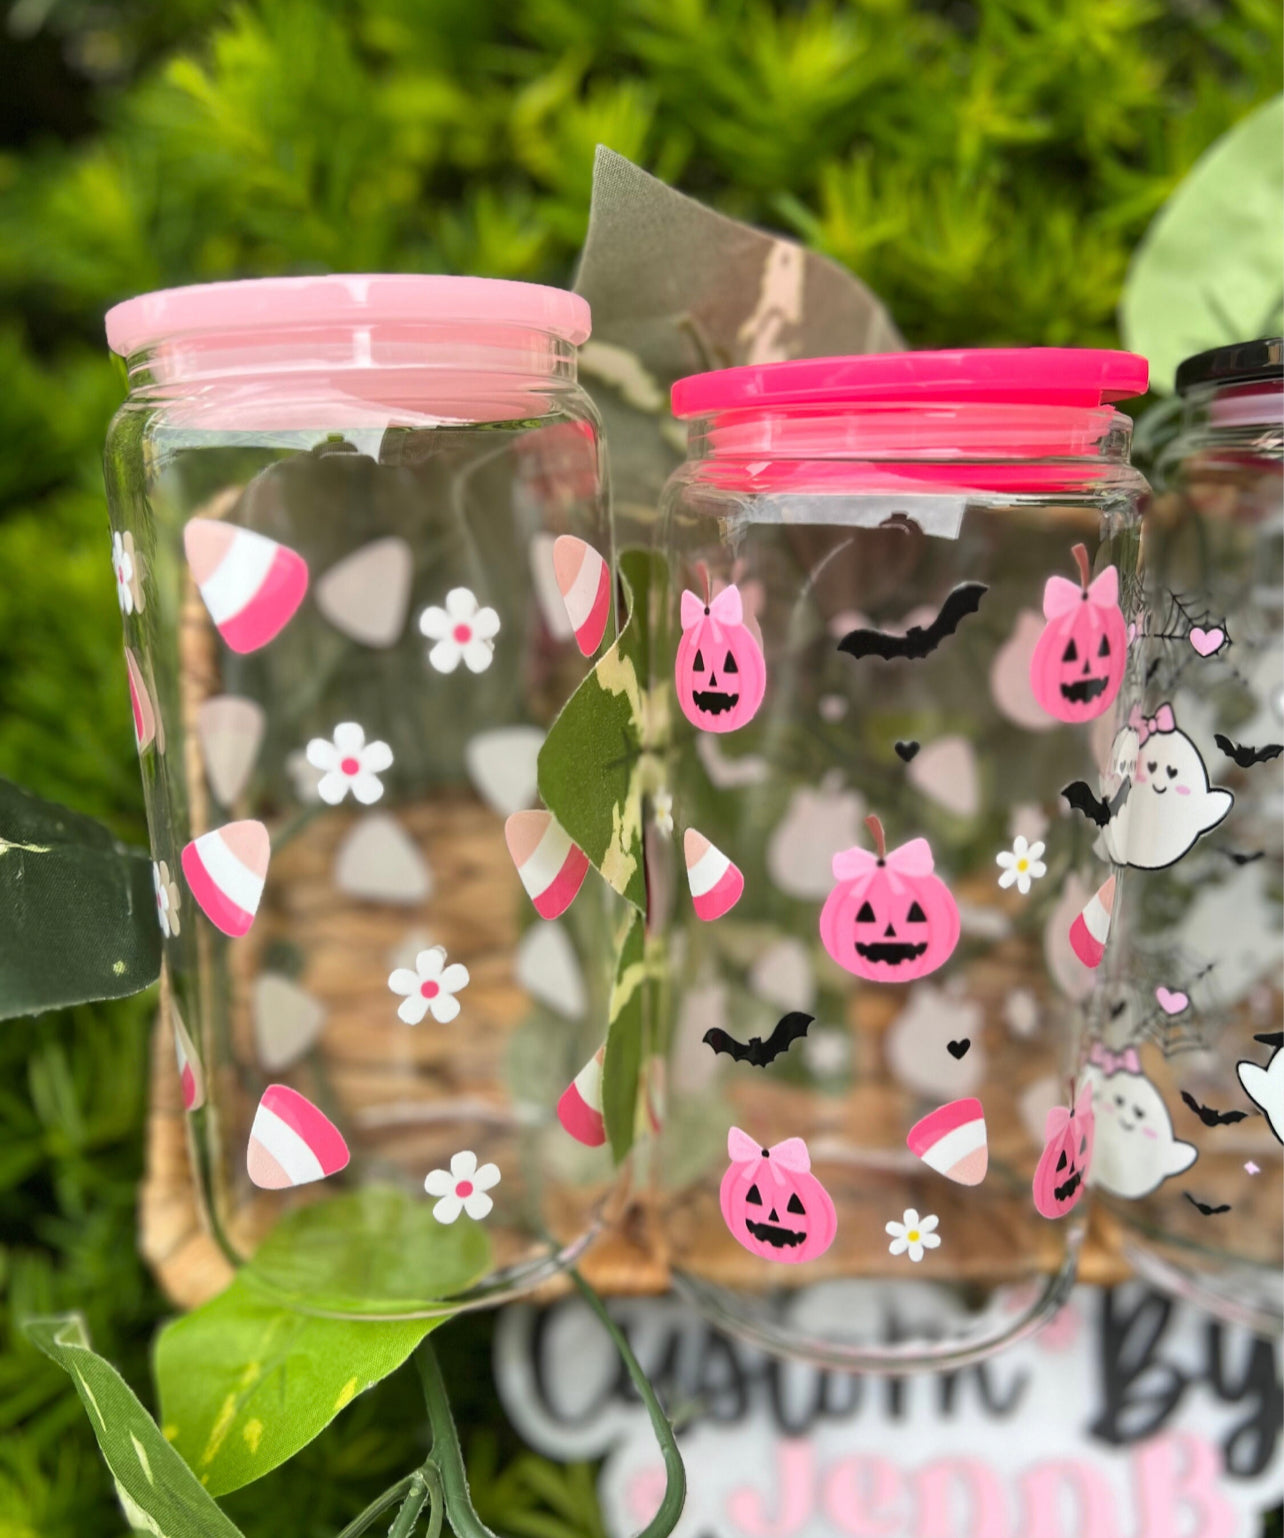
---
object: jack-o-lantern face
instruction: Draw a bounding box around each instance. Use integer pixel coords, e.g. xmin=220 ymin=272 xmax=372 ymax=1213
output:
xmin=1032 ymin=1085 xmax=1095 ymax=1219
xmin=719 ymin=1127 xmax=837 ymax=1264
xmin=819 ymin=816 xmax=960 ymax=983
xmin=1029 ymin=545 xmax=1127 ymax=724
xmin=675 ymin=585 xmax=766 ymax=734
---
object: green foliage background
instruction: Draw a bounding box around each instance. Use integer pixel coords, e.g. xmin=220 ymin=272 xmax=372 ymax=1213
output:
xmin=0 ymin=1 xmax=1279 ymax=1532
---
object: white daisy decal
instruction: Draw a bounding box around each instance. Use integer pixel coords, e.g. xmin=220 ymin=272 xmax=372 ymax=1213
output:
xmin=996 ymin=835 xmax=1047 ymax=896
xmin=885 ymin=1208 xmax=940 ymax=1263
xmin=153 ymin=859 xmax=181 ymax=938
xmin=423 ymin=1150 xmax=500 ymax=1224
xmin=305 ymin=721 xmax=393 ymax=806
xmin=387 ymin=946 xmax=470 ymax=1024
xmin=419 ymin=587 xmax=500 ymax=675
xmin=653 ymin=788 xmax=674 ymax=837
xmin=112 ymin=530 xmax=143 ymax=615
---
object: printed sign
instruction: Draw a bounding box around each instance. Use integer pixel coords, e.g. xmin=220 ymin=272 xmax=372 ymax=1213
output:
xmin=495 ymin=1283 xmax=1282 ymax=1538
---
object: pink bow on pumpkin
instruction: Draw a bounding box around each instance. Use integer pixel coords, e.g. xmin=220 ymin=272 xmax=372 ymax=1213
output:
xmin=1128 ymin=703 xmax=1175 ymax=745
xmin=1042 ymin=564 xmax=1119 ymax=619
xmin=727 ymin=1126 xmax=810 ymax=1172
xmin=1043 ymin=1083 xmax=1095 ymax=1142
xmin=832 ymin=836 xmax=935 ymax=883
xmin=1088 ymin=1041 xmax=1140 ymax=1076
xmin=681 ymin=585 xmax=743 ymax=631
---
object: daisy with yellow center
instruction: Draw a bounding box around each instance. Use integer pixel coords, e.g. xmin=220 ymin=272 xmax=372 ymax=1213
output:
xmin=996 ymin=835 xmax=1047 ymax=896
xmin=886 ymin=1208 xmax=941 ymax=1263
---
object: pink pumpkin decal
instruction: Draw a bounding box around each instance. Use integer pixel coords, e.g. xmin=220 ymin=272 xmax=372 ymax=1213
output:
xmin=1032 ymin=1084 xmax=1094 ymax=1219
xmin=1029 ymin=544 xmax=1127 ymax=723
xmin=819 ymin=815 xmax=960 ymax=983
xmin=675 ymin=585 xmax=766 ymax=733
xmin=719 ymin=1127 xmax=837 ymax=1264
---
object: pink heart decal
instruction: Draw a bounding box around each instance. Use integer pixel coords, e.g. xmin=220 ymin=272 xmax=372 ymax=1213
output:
xmin=1155 ymin=986 xmax=1189 ymax=1015
xmin=1189 ymin=626 xmax=1225 ymax=658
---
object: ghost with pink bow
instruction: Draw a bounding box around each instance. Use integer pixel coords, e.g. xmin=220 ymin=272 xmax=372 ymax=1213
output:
xmin=1082 ymin=1044 xmax=1196 ymax=1200
xmin=1103 ymin=700 xmax=1232 ymax=871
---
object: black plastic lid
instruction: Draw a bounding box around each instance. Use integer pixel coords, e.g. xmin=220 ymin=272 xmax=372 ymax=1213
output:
xmin=1175 ymin=337 xmax=1283 ymax=396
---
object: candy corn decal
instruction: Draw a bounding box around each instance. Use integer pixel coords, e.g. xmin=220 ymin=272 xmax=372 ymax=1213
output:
xmin=171 ymin=1004 xmax=204 ymax=1113
xmin=124 ymin=646 xmax=155 ymax=752
xmin=557 ymin=1046 xmax=606 ymax=1146
xmin=1069 ymin=875 xmax=1115 ymax=969
xmin=552 ymin=536 xmax=611 ymax=656
xmin=906 ymin=1097 xmax=988 ymax=1186
xmin=246 ymin=1083 xmax=349 ymax=1190
xmin=184 ymin=517 xmax=308 ymax=654
xmin=505 ymin=811 xmax=589 ymax=919
xmin=181 ymin=819 xmax=270 ymax=937
xmin=684 ymin=828 xmax=744 ymax=922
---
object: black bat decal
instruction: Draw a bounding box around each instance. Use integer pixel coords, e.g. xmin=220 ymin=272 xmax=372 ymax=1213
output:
xmin=1061 ymin=776 xmax=1131 ymax=829
xmin=1223 ymin=848 xmax=1265 ymax=866
xmin=1215 ymin=734 xmax=1284 ymax=769
xmin=1183 ymin=1192 xmax=1231 ymax=1216
xmin=1180 ymin=1090 xmax=1248 ymax=1127
xmin=703 ymin=1012 xmax=813 ymax=1068
xmin=837 ymin=583 xmax=987 ymax=662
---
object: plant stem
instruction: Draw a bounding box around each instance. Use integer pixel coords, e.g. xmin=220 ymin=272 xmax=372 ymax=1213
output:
xmin=568 ymin=1269 xmax=687 ymax=1538
xmin=387 ymin=1470 xmax=432 ymax=1538
xmin=413 ymin=1269 xmax=687 ymax=1538
xmin=335 ymin=1475 xmax=415 ymax=1538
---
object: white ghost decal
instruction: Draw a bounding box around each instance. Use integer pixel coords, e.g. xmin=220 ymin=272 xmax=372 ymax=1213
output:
xmin=1107 ymin=704 xmax=1232 ymax=870
xmin=1083 ymin=1045 xmax=1197 ymax=1198
xmin=1237 ymin=1041 xmax=1284 ymax=1145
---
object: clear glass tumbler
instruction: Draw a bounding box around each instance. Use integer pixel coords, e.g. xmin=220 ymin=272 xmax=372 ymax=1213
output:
xmin=1094 ymin=338 xmax=1282 ymax=1334
xmin=650 ymin=349 xmax=1150 ymax=1368
xmin=104 ymin=276 xmax=623 ymax=1317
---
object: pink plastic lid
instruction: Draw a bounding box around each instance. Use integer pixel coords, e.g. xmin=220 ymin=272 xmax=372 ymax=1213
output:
xmin=671 ymin=348 xmax=1149 ymax=417
xmin=106 ymin=274 xmax=591 ymax=357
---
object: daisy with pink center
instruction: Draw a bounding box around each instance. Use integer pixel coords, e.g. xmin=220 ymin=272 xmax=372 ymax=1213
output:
xmin=424 ymin=1150 xmax=500 ymax=1223
xmin=305 ymin=721 xmax=393 ymax=805
xmin=387 ymin=945 xmax=470 ymax=1024
xmin=419 ymin=587 xmax=500 ymax=674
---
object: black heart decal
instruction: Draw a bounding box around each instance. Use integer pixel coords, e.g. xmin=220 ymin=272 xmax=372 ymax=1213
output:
xmin=947 ymin=1039 xmax=970 ymax=1060
xmin=894 ymin=739 xmax=921 ymax=763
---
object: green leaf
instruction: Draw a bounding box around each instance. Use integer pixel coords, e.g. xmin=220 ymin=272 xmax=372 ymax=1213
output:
xmin=601 ymin=910 xmax=647 ymax=1164
xmin=25 ymin=1313 xmax=246 ymax=1538
xmin=157 ymin=1188 xmax=491 ymax=1495
xmin=0 ymin=778 xmax=161 ymax=1021
xmin=537 ymin=549 xmax=665 ymax=913
xmin=1121 ymin=93 xmax=1284 ymax=393
xmin=243 ymin=1186 xmax=492 ymax=1314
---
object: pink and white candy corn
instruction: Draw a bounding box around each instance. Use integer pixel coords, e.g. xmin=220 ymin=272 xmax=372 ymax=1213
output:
xmin=246 ymin=1083 xmax=349 ymax=1190
xmin=172 ymin=1005 xmax=204 ymax=1112
xmin=684 ymin=828 xmax=744 ymax=922
xmin=906 ymin=1097 xmax=988 ymax=1186
xmin=1069 ymin=875 xmax=1115 ymax=969
xmin=552 ymin=536 xmax=611 ymax=656
xmin=557 ymin=1046 xmax=606 ymax=1146
xmin=184 ymin=517 xmax=308 ymax=654
xmin=505 ymin=811 xmax=589 ymax=920
xmin=124 ymin=646 xmax=155 ymax=752
xmin=181 ymin=819 xmax=270 ymax=937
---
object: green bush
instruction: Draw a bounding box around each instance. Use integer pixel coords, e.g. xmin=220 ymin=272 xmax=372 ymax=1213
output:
xmin=0 ymin=2 xmax=1279 ymax=1531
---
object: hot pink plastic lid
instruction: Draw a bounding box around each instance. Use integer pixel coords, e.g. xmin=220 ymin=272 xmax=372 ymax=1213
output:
xmin=671 ymin=348 xmax=1149 ymax=417
xmin=106 ymin=274 xmax=591 ymax=357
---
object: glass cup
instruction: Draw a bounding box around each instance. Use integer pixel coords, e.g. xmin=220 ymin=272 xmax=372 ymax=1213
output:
xmin=1094 ymin=338 xmax=1283 ymax=1335
xmin=104 ymin=276 xmax=624 ymax=1317
xmin=650 ymin=349 xmax=1150 ymax=1368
